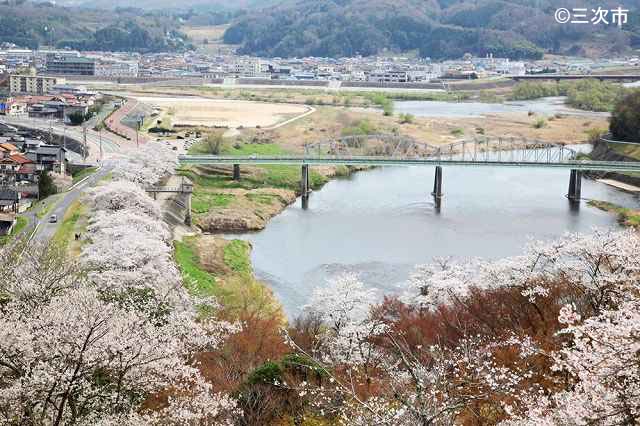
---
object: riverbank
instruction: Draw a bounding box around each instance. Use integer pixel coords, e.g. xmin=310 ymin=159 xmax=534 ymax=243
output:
xmin=170 ymin=99 xmax=612 ymax=319
xmin=588 ymin=200 xmax=640 ymax=227
xmin=174 ymin=235 xmax=285 ymax=321
xmin=588 ymin=139 xmax=640 ymax=187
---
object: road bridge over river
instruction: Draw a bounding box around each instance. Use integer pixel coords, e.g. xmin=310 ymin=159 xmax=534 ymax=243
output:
xmin=178 ymin=135 xmax=640 ymax=209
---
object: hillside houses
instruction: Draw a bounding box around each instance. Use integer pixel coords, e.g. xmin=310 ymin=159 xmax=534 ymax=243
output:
xmin=0 ymin=92 xmax=96 ymax=123
xmin=0 ymin=130 xmax=67 ymax=198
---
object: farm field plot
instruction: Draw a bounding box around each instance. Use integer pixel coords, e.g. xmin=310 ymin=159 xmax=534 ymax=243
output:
xmin=131 ymin=95 xmax=309 ymax=128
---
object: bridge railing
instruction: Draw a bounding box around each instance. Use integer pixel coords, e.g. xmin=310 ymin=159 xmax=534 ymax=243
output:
xmin=303 ymin=136 xmax=576 ymax=164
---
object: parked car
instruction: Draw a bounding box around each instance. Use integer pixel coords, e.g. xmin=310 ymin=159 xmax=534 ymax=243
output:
xmin=49 ymin=214 xmax=57 ymax=223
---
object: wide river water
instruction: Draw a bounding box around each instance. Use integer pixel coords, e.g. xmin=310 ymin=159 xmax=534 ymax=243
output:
xmin=227 ymin=155 xmax=638 ymax=318
xmin=225 ymin=99 xmax=634 ymax=318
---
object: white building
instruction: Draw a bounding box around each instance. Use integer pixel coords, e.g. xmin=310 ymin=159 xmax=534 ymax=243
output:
xmin=9 ymin=72 xmax=64 ymax=95
xmin=368 ymin=69 xmax=410 ymax=83
xmin=95 ymin=61 xmax=139 ymax=78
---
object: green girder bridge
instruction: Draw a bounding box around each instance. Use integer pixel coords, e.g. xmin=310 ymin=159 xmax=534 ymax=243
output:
xmin=178 ymin=135 xmax=640 ymax=209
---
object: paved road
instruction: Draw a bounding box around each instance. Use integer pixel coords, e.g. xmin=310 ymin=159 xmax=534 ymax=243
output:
xmin=30 ymin=162 xmax=114 ymax=244
xmin=104 ymin=98 xmax=150 ymax=145
xmin=0 ymin=116 xmax=125 ymax=162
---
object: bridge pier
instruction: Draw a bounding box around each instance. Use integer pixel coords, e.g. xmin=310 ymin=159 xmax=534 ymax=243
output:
xmin=233 ymin=164 xmax=241 ymax=180
xmin=185 ymin=193 xmax=192 ymax=226
xmin=301 ymin=164 xmax=311 ymax=209
xmin=567 ymin=169 xmax=582 ymax=202
xmin=431 ymin=166 xmax=443 ymax=209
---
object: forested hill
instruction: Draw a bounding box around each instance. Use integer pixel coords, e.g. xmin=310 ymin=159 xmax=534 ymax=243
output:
xmin=0 ymin=1 xmax=191 ymax=52
xmin=223 ymin=0 xmax=640 ymax=59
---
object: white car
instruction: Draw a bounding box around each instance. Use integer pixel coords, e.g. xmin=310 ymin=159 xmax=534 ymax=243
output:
xmin=49 ymin=215 xmax=58 ymax=223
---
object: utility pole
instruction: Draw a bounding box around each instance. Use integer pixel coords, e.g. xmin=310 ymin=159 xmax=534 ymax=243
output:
xmin=99 ymin=128 xmax=103 ymax=162
xmin=136 ymin=117 xmax=143 ymax=149
xmin=82 ymin=125 xmax=88 ymax=160
xmin=48 ymin=116 xmax=53 ymax=144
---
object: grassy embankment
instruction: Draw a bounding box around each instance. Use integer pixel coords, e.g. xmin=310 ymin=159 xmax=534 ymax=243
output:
xmin=179 ymin=140 xmax=332 ymax=219
xmin=72 ymin=167 xmax=98 ymax=184
xmin=0 ymin=216 xmax=28 ymax=246
xmin=174 ymin=139 xmax=324 ymax=321
xmin=588 ymin=200 xmax=640 ymax=227
xmin=34 ymin=194 xmax=63 ymax=219
xmin=51 ymin=200 xmax=87 ymax=256
xmin=174 ymin=236 xmax=284 ymax=320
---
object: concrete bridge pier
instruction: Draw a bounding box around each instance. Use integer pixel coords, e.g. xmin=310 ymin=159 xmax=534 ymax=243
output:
xmin=431 ymin=166 xmax=443 ymax=209
xmin=301 ymin=164 xmax=311 ymax=209
xmin=567 ymin=169 xmax=582 ymax=202
xmin=185 ymin=193 xmax=192 ymax=226
xmin=233 ymin=164 xmax=241 ymax=180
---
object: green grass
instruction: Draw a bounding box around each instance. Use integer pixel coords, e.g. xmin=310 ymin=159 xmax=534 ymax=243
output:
xmin=52 ymin=201 xmax=85 ymax=251
xmin=223 ymin=143 xmax=288 ymax=156
xmin=0 ymin=216 xmax=28 ymax=246
xmin=34 ymin=194 xmax=63 ymax=219
xmin=533 ymin=118 xmax=547 ymax=129
xmin=192 ymin=192 xmax=235 ymax=213
xmin=588 ymin=200 xmax=640 ymax=227
xmin=181 ymin=141 xmax=328 ymax=195
xmin=609 ymin=142 xmax=640 ymax=160
xmin=174 ymin=238 xmax=218 ymax=296
xmin=174 ymin=237 xmax=283 ymax=320
xmin=223 ymin=240 xmax=252 ymax=274
xmin=72 ymin=167 xmax=98 ymax=184
xmin=450 ymin=128 xmax=464 ymax=137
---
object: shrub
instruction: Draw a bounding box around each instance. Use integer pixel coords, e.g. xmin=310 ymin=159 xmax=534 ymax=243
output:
xmin=399 ymin=113 xmax=415 ymax=124
xmin=566 ymin=79 xmax=625 ymax=112
xmin=533 ymin=118 xmax=547 ymax=129
xmin=246 ymin=362 xmax=283 ymax=386
xmin=38 ymin=171 xmax=57 ymax=199
xmin=585 ymin=127 xmax=607 ymax=144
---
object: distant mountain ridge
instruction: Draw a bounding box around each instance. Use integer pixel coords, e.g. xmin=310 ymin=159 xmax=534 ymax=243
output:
xmin=223 ymin=0 xmax=640 ymax=59
xmin=0 ymin=1 xmax=190 ymax=52
xmin=31 ymin=0 xmax=277 ymax=10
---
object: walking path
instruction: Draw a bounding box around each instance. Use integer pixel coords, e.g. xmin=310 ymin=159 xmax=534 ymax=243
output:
xmin=597 ymin=179 xmax=640 ymax=193
xmin=104 ymin=98 xmax=150 ymax=145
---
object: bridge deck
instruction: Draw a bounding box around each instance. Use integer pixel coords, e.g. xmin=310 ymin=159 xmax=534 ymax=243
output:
xmin=179 ymin=155 xmax=640 ymax=173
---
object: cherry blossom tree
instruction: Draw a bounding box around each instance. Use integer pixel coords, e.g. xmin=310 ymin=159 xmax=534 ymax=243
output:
xmin=288 ymin=229 xmax=640 ymax=425
xmin=305 ymin=273 xmax=386 ymax=366
xmin=0 ymin=133 xmax=241 ymax=424
xmin=0 ymin=243 xmax=239 ymax=425
xmin=114 ymin=142 xmax=179 ymax=187
xmin=288 ymin=274 xmax=534 ymax=425
xmin=88 ymin=180 xmax=162 ymax=219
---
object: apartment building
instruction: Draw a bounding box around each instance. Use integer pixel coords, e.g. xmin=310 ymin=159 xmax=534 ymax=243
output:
xmin=9 ymin=72 xmax=63 ymax=95
xmin=46 ymin=56 xmax=96 ymax=76
xmin=95 ymin=61 xmax=139 ymax=78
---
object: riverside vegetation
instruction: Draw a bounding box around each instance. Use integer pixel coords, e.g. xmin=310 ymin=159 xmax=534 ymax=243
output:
xmin=510 ymin=79 xmax=629 ymax=112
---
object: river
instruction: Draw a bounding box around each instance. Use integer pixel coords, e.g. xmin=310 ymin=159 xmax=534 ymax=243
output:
xmin=394 ymin=96 xmax=608 ymax=118
xmin=226 ymin=98 xmax=629 ymax=318
xmin=226 ymin=146 xmax=639 ymax=318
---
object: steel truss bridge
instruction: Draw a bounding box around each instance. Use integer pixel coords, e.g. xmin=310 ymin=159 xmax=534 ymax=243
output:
xmin=178 ymin=135 xmax=640 ymax=209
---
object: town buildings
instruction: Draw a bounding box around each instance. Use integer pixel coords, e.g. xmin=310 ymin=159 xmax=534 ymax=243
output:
xmin=46 ymin=55 xmax=96 ymax=76
xmin=9 ymin=69 xmax=64 ymax=95
xmin=1 ymin=46 xmax=638 ymax=84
